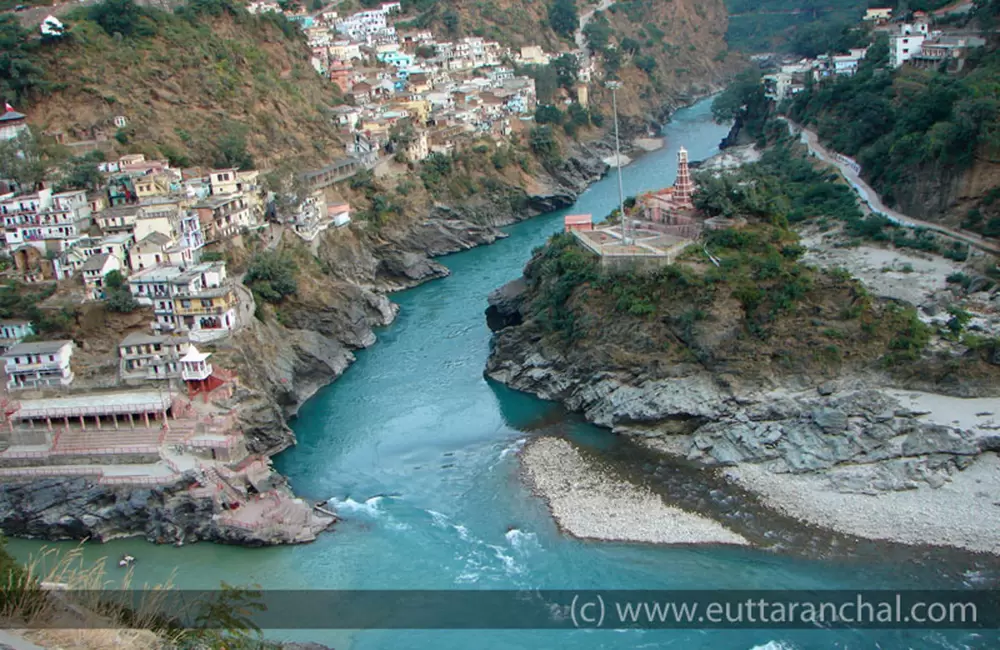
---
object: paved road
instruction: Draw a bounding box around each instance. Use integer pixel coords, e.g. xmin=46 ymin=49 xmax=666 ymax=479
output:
xmin=785 ymin=118 xmax=1000 ymax=257
xmin=574 ymin=0 xmax=615 ymax=69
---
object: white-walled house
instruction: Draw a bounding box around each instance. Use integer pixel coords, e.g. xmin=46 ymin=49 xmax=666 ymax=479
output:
xmin=890 ymin=21 xmax=930 ymax=67
xmin=2 ymin=340 xmax=74 ymax=390
xmin=81 ymin=253 xmax=122 ymax=300
xmin=0 ymin=320 xmax=33 ymax=354
xmin=129 ymin=232 xmax=174 ymax=271
xmin=118 ymin=332 xmax=190 ymax=381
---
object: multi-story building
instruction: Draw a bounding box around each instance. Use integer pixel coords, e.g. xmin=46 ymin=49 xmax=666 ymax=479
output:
xmin=209 ymin=169 xmax=240 ymax=196
xmin=79 ymin=233 xmax=133 ymax=268
xmin=118 ymin=332 xmax=189 ymax=381
xmin=129 ymin=232 xmax=174 ymax=271
xmin=180 ymin=211 xmax=205 ymax=259
xmin=96 ymin=205 xmax=139 ymax=234
xmin=890 ymin=20 xmax=930 ymax=68
xmin=81 ymin=252 xmax=121 ymax=300
xmin=335 ymin=10 xmax=387 ymax=40
xmin=0 ymin=320 xmax=33 ymax=354
xmin=193 ymin=194 xmax=254 ymax=241
xmin=1 ymin=189 xmax=92 ymax=253
xmin=129 ymin=265 xmax=183 ymax=330
xmin=173 ymin=285 xmax=238 ymax=341
xmin=134 ymin=172 xmax=172 ymax=200
xmin=286 ymin=190 xmax=329 ymax=241
xmin=2 ymin=340 xmax=75 ymax=390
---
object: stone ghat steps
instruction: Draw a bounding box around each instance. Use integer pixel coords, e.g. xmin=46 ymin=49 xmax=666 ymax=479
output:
xmin=53 ymin=426 xmax=195 ymax=451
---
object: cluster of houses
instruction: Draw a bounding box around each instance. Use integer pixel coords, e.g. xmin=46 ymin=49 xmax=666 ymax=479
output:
xmin=264 ymin=2 xmax=585 ymax=162
xmin=761 ymin=9 xmax=986 ymax=101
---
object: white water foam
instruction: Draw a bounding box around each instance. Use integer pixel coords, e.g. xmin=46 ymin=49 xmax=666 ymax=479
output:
xmin=329 ymin=495 xmax=385 ymax=517
xmin=505 ymin=527 xmax=539 ymax=553
xmin=499 ymin=438 xmax=528 ymax=460
xmin=750 ymin=642 xmax=796 ymax=650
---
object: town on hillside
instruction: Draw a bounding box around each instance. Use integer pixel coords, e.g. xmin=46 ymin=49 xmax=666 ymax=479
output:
xmin=0 ymin=0 xmax=612 ymax=545
xmin=0 ymin=116 xmax=343 ymax=542
xmin=756 ymin=7 xmax=986 ymax=101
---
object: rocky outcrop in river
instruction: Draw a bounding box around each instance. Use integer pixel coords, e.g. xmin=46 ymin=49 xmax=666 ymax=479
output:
xmin=0 ymin=474 xmax=332 ymax=546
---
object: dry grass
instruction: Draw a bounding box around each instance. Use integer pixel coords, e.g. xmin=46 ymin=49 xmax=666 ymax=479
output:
xmin=0 ymin=545 xmax=182 ymax=650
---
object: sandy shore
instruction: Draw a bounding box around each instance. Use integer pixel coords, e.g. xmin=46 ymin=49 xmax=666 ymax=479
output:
xmin=521 ymin=437 xmax=748 ymax=546
xmin=602 ymin=154 xmax=633 ymax=168
xmin=633 ymin=137 xmax=664 ymax=152
xmin=727 ymin=452 xmax=1000 ymax=555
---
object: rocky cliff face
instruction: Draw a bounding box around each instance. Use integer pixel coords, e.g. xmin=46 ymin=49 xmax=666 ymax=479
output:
xmin=0 ymin=474 xmax=329 ymax=546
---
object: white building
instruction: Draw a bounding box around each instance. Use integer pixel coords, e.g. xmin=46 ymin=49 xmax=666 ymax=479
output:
xmin=831 ymin=48 xmax=868 ymax=76
xmin=128 ymin=232 xmax=174 ymax=271
xmin=180 ymin=345 xmax=212 ymax=382
xmin=2 ymin=340 xmax=74 ymax=390
xmin=118 ymin=332 xmax=189 ymax=381
xmin=0 ymin=320 xmax=33 ymax=354
xmin=329 ymin=202 xmax=351 ymax=228
xmin=891 ymin=22 xmax=930 ymax=68
xmin=335 ymin=10 xmax=387 ymax=40
xmin=1 ymin=189 xmax=92 ymax=253
xmin=81 ymin=252 xmax=122 ymax=300
xmin=0 ymin=106 xmax=28 ymax=142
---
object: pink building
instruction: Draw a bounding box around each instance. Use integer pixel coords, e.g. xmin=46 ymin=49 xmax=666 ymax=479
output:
xmin=564 ymin=214 xmax=593 ymax=232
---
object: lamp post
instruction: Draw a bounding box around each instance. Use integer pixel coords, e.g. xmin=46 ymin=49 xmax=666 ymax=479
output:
xmin=606 ymin=80 xmax=627 ymax=246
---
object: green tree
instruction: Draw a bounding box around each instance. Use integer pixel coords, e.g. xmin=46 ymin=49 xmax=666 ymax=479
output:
xmin=87 ymin=0 xmax=156 ymax=38
xmin=60 ymin=159 xmax=103 ymax=192
xmin=245 ymin=251 xmax=298 ymax=303
xmin=551 ymin=53 xmax=579 ymax=92
xmin=104 ymin=271 xmax=138 ymax=312
xmin=0 ymin=130 xmax=47 ymax=192
xmin=548 ymin=0 xmax=578 ymax=39
xmin=711 ymin=69 xmax=763 ymax=123
xmin=535 ymin=104 xmax=564 ymax=125
xmin=635 ymin=54 xmax=656 ymax=75
xmin=442 ymin=8 xmax=459 ymax=34
xmin=0 ymin=15 xmax=48 ymax=105
xmin=213 ymin=121 xmax=255 ymax=170
xmin=530 ymin=125 xmax=560 ymax=163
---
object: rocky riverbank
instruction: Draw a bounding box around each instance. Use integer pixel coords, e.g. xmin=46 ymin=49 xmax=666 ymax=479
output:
xmin=0 ymin=473 xmax=333 ymax=546
xmin=485 ymin=151 xmax=1000 ymax=554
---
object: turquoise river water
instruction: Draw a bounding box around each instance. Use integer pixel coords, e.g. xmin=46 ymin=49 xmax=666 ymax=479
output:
xmin=8 ymin=99 xmax=1000 ymax=649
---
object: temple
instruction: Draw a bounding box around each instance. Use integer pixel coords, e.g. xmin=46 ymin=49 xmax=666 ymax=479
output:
xmin=567 ymin=145 xmax=743 ymax=270
xmin=634 ymin=146 xmax=701 ymax=239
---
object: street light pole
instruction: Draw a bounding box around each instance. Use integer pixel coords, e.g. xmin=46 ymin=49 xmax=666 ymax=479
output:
xmin=607 ymin=80 xmax=627 ymax=246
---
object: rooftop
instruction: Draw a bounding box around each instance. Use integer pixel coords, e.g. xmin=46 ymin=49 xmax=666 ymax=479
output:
xmin=3 ymin=340 xmax=72 ymax=357
xmin=81 ymin=253 xmax=113 ymax=271
xmin=17 ymin=390 xmax=173 ymax=419
xmin=120 ymin=331 xmax=186 ymax=347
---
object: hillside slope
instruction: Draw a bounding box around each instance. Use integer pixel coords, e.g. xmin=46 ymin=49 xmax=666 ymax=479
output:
xmin=26 ymin=2 xmax=346 ymax=168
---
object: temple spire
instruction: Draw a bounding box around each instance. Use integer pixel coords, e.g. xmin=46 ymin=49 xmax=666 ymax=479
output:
xmin=674 ymin=146 xmax=693 ymax=208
